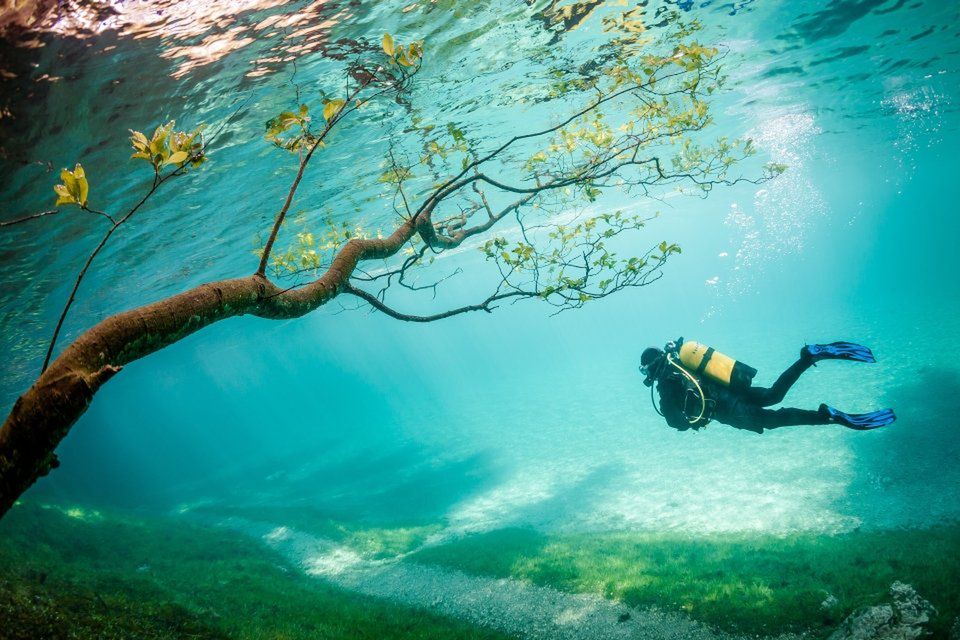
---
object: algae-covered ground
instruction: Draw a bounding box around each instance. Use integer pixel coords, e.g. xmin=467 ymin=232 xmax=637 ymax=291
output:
xmin=3 ymin=500 xmax=959 ymax=639
xmin=0 ymin=502 xmax=508 ymax=640
xmin=410 ymin=525 xmax=960 ymax=638
xmin=188 ymin=502 xmax=960 ymax=638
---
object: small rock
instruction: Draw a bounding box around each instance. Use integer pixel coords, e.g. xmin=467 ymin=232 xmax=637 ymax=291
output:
xmin=828 ymin=582 xmax=936 ymax=640
xmin=618 ymin=612 xmax=631 ymax=623
xmin=136 ymin=564 xmax=150 ymax=573
xmin=830 ymin=603 xmax=895 ymax=640
xmin=949 ymin=616 xmax=960 ymax=640
xmin=890 ymin=581 xmax=935 ymax=629
xmin=822 ymin=594 xmax=840 ymax=610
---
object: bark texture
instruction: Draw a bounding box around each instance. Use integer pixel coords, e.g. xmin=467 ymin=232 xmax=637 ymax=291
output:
xmin=0 ymin=219 xmax=417 ymax=517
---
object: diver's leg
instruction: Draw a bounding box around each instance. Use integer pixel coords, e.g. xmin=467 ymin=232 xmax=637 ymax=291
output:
xmin=742 ymin=358 xmax=812 ymax=407
xmin=757 ymin=407 xmax=831 ymax=431
xmin=715 ymin=402 xmax=826 ymax=433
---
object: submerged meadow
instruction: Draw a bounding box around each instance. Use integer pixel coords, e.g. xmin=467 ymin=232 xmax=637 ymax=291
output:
xmin=1 ymin=0 xmax=959 ymax=638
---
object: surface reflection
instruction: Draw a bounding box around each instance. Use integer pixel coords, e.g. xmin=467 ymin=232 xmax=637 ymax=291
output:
xmin=2 ymin=0 xmax=356 ymax=80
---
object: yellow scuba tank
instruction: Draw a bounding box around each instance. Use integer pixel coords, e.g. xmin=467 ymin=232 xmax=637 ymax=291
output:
xmin=678 ymin=340 xmax=757 ymax=392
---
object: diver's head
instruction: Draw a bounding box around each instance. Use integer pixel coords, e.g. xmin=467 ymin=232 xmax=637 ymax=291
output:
xmin=640 ymin=347 xmax=666 ymax=387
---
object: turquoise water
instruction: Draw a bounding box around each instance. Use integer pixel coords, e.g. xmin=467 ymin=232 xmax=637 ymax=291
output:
xmin=2 ymin=0 xmax=960 ymax=636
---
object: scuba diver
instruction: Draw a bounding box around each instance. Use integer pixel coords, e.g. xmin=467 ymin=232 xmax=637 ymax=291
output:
xmin=639 ymin=339 xmax=896 ymax=433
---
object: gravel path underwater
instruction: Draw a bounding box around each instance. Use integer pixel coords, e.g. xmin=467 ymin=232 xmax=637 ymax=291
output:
xmin=219 ymin=517 xmax=803 ymax=640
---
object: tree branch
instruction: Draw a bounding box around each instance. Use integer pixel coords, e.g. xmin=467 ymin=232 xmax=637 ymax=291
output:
xmin=256 ymin=88 xmax=357 ymax=276
xmin=0 ymin=213 xmax=420 ymax=517
xmin=1 ymin=206 xmax=115 ymax=228
xmin=342 ymin=282 xmax=526 ymax=322
xmin=0 ymin=26 xmax=761 ymax=520
xmin=410 ymin=62 xmax=702 ymax=222
xmin=257 ymin=64 xmax=420 ymax=275
xmin=43 ymin=165 xmax=191 ymax=372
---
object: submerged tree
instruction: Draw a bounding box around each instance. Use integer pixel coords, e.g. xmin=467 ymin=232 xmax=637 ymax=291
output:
xmin=0 ymin=20 xmax=780 ymax=517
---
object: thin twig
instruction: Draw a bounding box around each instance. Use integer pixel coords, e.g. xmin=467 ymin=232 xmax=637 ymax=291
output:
xmin=343 ymin=282 xmax=528 ymax=322
xmin=257 ymin=71 xmax=396 ymax=275
xmin=0 ymin=210 xmax=60 ymax=228
xmin=42 ymin=166 xmax=188 ymax=372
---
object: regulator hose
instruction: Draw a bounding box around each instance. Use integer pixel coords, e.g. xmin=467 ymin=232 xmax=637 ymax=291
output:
xmin=666 ymin=353 xmax=707 ymax=424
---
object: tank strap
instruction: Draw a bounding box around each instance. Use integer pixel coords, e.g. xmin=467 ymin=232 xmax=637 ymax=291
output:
xmin=696 ymin=347 xmax=715 ymax=375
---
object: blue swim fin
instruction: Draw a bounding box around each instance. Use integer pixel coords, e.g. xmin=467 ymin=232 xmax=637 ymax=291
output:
xmin=820 ymin=404 xmax=896 ymax=430
xmin=803 ymin=341 xmax=876 ymax=364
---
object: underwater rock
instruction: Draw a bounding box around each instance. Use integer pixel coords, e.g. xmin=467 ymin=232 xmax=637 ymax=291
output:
xmin=829 ymin=581 xmax=936 ymax=640
xmin=889 ymin=582 xmax=936 ymax=631
xmin=831 ymin=603 xmax=896 ymax=640
xmin=949 ymin=616 xmax=960 ymax=640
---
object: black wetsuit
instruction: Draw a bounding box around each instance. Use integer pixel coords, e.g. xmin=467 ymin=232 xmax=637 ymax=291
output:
xmin=656 ymin=356 xmax=830 ymax=433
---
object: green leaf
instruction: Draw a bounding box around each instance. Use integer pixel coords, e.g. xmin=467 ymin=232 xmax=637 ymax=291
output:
xmin=447 ymin=122 xmax=465 ymax=143
xmin=408 ymin=40 xmax=423 ymax=59
xmin=55 ymin=164 xmax=88 ymax=206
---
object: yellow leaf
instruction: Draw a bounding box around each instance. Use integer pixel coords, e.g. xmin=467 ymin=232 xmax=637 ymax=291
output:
xmin=167 ymin=151 xmax=189 ymax=165
xmin=53 ymin=184 xmax=73 ymax=206
xmin=150 ymin=122 xmax=172 ymax=155
xmin=129 ymin=130 xmax=149 ymax=150
xmin=75 ymin=165 xmax=88 ymax=206
xmin=382 ymin=33 xmax=395 ymax=57
xmin=323 ymin=99 xmax=345 ymax=121
xmin=152 ymin=121 xmax=173 ymax=142
xmin=60 ymin=167 xmax=77 ymax=194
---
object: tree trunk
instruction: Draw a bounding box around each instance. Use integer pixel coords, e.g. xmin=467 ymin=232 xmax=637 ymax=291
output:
xmin=0 ymin=222 xmax=417 ymax=518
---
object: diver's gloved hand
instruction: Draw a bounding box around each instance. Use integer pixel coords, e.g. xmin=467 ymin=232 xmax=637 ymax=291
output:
xmin=819 ymin=404 xmax=895 ymax=430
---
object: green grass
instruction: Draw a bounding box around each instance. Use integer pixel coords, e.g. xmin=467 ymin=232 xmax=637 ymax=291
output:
xmin=8 ymin=500 xmax=957 ymax=639
xmin=0 ymin=502 xmax=511 ymax=640
xmin=188 ymin=503 xmax=442 ymax=559
xmin=410 ymin=525 xmax=960 ymax=638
